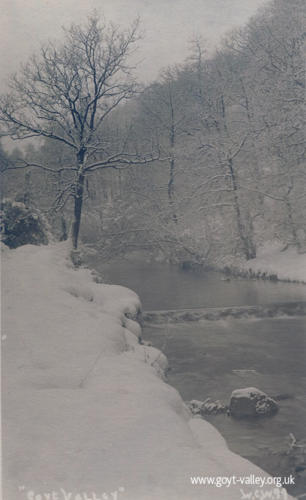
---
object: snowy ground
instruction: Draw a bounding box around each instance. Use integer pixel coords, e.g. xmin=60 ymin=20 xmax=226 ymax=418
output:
xmin=1 ymin=243 xmax=294 ymax=500
xmin=242 ymin=242 xmax=306 ymax=282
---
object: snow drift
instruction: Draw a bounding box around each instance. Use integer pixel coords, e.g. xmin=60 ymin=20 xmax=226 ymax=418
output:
xmin=1 ymin=243 xmax=293 ymax=500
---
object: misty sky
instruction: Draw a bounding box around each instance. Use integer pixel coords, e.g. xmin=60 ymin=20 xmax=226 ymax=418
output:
xmin=1 ymin=0 xmax=267 ymax=91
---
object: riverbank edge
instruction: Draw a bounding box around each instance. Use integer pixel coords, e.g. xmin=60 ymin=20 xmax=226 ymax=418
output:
xmin=177 ymin=260 xmax=306 ymax=285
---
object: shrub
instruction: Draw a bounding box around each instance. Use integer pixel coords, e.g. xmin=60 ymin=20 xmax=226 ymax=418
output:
xmin=0 ymin=200 xmax=48 ymax=249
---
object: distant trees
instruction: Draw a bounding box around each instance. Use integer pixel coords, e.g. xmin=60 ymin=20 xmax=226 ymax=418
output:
xmin=183 ymin=0 xmax=305 ymax=259
xmin=1 ymin=0 xmax=304 ymax=262
xmin=0 ymin=13 xmax=158 ymax=249
xmin=139 ymin=68 xmax=191 ymax=223
xmin=232 ymin=0 xmax=306 ymax=249
xmin=130 ymin=0 xmax=305 ymax=262
xmin=185 ymin=45 xmax=258 ymax=259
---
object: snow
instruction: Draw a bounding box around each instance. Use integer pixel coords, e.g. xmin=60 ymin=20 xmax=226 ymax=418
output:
xmin=243 ymin=241 xmax=306 ymax=282
xmin=231 ymin=388 xmax=265 ymax=399
xmin=2 ymin=243 xmax=293 ymax=500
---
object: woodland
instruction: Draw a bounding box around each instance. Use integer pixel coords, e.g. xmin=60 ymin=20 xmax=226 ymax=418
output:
xmin=1 ymin=0 xmax=305 ymax=265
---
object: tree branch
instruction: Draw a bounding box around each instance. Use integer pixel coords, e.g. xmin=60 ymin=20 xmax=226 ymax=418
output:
xmin=2 ymin=159 xmax=76 ymax=174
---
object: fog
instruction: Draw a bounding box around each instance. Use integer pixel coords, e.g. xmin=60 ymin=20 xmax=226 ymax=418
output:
xmin=1 ymin=0 xmax=267 ymax=91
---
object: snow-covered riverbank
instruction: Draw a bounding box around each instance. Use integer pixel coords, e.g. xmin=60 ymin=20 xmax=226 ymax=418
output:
xmin=243 ymin=242 xmax=306 ymax=282
xmin=223 ymin=241 xmax=306 ymax=283
xmin=1 ymin=243 xmax=294 ymax=500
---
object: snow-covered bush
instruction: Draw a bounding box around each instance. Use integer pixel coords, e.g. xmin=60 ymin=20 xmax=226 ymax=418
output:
xmin=0 ymin=199 xmax=48 ymax=248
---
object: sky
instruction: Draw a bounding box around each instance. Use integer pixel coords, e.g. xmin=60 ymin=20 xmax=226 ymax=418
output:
xmin=1 ymin=0 xmax=268 ymax=92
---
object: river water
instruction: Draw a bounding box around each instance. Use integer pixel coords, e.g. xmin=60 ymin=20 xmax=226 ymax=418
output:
xmin=89 ymin=258 xmax=306 ymax=310
xmin=88 ymin=256 xmax=306 ymax=496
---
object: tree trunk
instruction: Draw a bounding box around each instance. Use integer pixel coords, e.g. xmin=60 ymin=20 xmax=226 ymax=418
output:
xmin=60 ymin=216 xmax=68 ymax=241
xmin=71 ymin=148 xmax=86 ymax=249
xmin=228 ymin=158 xmax=256 ymax=260
xmin=24 ymin=170 xmax=31 ymax=208
xmin=72 ymin=173 xmax=85 ymax=249
xmin=285 ymin=195 xmax=300 ymax=250
xmin=168 ymin=156 xmax=177 ymax=223
xmin=168 ymin=107 xmax=177 ymax=223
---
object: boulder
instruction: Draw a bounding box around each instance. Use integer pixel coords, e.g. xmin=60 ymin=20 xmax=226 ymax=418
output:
xmin=230 ymin=387 xmax=278 ymax=418
xmin=187 ymin=398 xmax=228 ymax=416
xmin=187 ymin=399 xmax=205 ymax=415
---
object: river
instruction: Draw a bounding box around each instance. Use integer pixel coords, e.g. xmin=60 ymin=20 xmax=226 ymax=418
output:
xmin=89 ymin=257 xmax=306 ymax=310
xmin=87 ymin=255 xmax=306 ymax=496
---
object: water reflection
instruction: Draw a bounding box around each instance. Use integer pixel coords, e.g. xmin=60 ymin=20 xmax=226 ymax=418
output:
xmin=89 ymin=258 xmax=306 ymax=310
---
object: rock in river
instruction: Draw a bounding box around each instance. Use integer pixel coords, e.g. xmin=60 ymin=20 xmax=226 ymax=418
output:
xmin=187 ymin=398 xmax=228 ymax=416
xmin=230 ymin=387 xmax=278 ymax=418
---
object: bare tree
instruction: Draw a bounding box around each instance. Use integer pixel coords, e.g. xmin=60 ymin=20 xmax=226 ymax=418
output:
xmin=182 ymin=42 xmax=258 ymax=259
xmin=138 ymin=67 xmax=189 ymax=224
xmin=0 ymin=13 xmax=159 ymax=249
